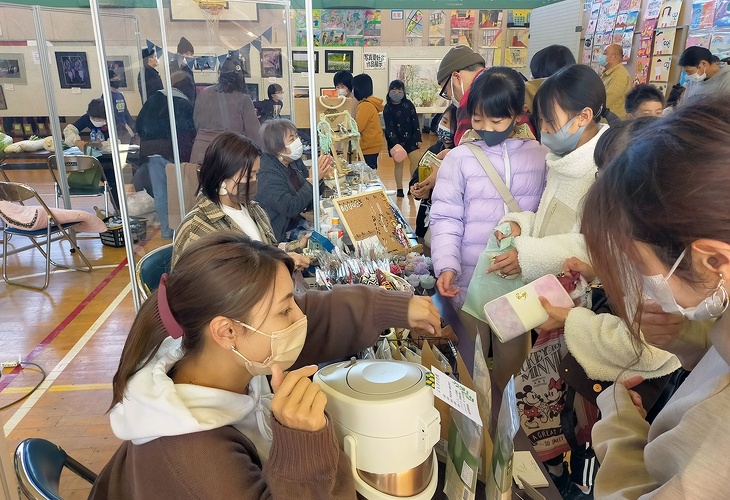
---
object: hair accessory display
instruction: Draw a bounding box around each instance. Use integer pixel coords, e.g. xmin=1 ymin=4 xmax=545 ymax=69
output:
xmin=157 ymin=274 xmax=184 ymax=339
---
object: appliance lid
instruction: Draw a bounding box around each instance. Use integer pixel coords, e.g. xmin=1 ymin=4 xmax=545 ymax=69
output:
xmin=317 ymin=360 xmax=426 ymax=399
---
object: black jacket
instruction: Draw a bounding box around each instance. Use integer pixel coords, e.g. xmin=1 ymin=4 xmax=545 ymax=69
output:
xmin=255 ymin=154 xmax=313 ymax=241
xmin=383 ymin=98 xmax=422 ymax=154
xmin=138 ymin=66 xmax=163 ymax=103
xmin=136 ymin=89 xmax=196 ymax=163
xmin=255 ymin=99 xmax=283 ymax=123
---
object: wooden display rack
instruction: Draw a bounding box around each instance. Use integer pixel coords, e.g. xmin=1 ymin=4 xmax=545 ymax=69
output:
xmin=316 ymin=97 xmax=363 ymax=176
xmin=332 ymin=188 xmax=416 ymax=255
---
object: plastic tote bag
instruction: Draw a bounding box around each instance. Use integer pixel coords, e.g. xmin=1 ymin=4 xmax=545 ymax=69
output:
xmin=462 ymin=222 xmax=525 ymax=323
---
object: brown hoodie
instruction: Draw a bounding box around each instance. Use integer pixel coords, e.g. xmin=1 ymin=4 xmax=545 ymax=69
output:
xmin=356 ymin=96 xmax=385 ymax=155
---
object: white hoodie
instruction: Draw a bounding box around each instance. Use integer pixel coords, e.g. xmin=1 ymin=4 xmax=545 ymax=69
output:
xmin=110 ymin=337 xmax=275 ymax=461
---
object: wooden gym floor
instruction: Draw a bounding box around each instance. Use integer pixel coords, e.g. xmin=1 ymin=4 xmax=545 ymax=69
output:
xmin=0 ymin=141 xmax=427 ymax=499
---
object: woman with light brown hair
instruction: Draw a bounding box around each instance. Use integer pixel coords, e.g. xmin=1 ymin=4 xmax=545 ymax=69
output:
xmin=581 ymin=97 xmax=730 ymax=497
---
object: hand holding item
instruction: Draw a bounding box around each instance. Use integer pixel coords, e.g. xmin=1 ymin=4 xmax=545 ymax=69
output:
xmin=436 ymin=148 xmax=451 ymax=160
xmin=271 ymin=365 xmax=328 ymax=432
xmin=562 ymin=257 xmax=597 ymax=282
xmin=487 ymin=248 xmax=521 ymax=277
xmin=407 ymin=295 xmax=442 ymax=336
xmin=317 ymin=154 xmax=335 ymax=179
xmin=640 ymin=300 xmax=686 ymax=349
xmin=619 ymin=375 xmax=647 ymax=419
xmin=494 ymin=221 xmax=521 ymax=242
xmin=287 ymin=234 xmax=311 ymax=253
xmin=436 ymin=270 xmax=460 ymax=298
xmin=288 ymin=252 xmax=312 ymax=271
xmin=537 ymin=296 xmax=571 ymax=331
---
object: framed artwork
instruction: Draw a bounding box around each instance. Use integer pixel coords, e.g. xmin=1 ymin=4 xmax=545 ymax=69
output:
xmin=193 ymin=55 xmax=217 ymax=72
xmin=106 ymin=56 xmax=132 ymax=90
xmin=0 ymin=85 xmax=6 ymax=110
xmin=293 ymin=86 xmax=310 ymax=98
xmin=324 ymin=50 xmax=353 ymax=73
xmin=55 ymin=51 xmax=91 ymax=89
xmin=261 ymin=48 xmax=283 ymax=78
xmin=169 ymin=0 xmax=258 ymax=22
xmin=320 ymin=87 xmax=338 ymax=97
xmin=292 ymin=50 xmax=319 ymax=73
xmin=246 ymin=83 xmax=259 ymax=101
xmin=0 ymin=54 xmax=27 ymax=85
xmin=389 ymin=59 xmax=446 ymax=108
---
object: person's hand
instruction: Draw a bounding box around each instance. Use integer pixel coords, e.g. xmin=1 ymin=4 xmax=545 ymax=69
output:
xmin=538 ymin=297 xmax=571 ymax=331
xmin=286 ymin=234 xmax=311 ymax=253
xmin=640 ymin=300 xmax=686 ymax=349
xmin=316 ymin=155 xmax=335 ymax=179
xmin=495 ymin=221 xmax=521 ymax=242
xmin=487 ymin=248 xmax=521 ymax=276
xmin=74 ymin=139 xmax=86 ymax=150
xmin=270 ymin=365 xmax=328 ymax=432
xmin=619 ymin=375 xmax=647 ymax=419
xmin=562 ymin=257 xmax=597 ymax=282
xmin=436 ymin=270 xmax=460 ymax=298
xmin=436 ymin=148 xmax=451 ymax=160
xmin=411 ymin=181 xmax=431 ymax=199
xmin=288 ymin=252 xmax=311 ymax=270
xmin=407 ymin=295 xmax=442 ymax=336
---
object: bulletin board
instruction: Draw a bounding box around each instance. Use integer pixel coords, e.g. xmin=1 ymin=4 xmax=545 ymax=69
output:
xmin=527 ymin=0 xmax=583 ymax=72
xmin=332 ymin=189 xmax=413 ymax=254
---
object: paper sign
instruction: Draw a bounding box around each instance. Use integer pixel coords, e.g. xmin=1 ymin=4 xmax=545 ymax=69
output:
xmin=363 ymin=52 xmax=386 ymax=70
xmin=430 ymin=366 xmax=481 ymax=426
xmin=513 ymin=451 xmax=549 ymax=489
xmin=71 ymin=87 xmax=81 ymax=94
xmin=4 ymin=84 xmax=13 ymax=91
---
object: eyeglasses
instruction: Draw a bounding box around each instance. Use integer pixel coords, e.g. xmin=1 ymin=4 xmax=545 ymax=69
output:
xmin=439 ymin=77 xmax=451 ymax=100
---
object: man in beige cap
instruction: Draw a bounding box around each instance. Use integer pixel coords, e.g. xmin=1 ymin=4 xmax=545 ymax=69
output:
xmin=598 ymin=44 xmax=631 ymax=118
xmin=436 ymin=45 xmax=486 ymax=146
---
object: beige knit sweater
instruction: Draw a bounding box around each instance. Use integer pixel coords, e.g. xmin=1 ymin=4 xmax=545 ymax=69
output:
xmin=592 ymin=313 xmax=730 ymax=498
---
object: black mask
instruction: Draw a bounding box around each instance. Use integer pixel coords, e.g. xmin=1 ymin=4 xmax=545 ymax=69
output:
xmin=475 ymin=118 xmax=516 ymax=147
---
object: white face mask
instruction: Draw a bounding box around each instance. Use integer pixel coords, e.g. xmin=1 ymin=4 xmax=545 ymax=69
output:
xmin=336 ymin=88 xmax=349 ymax=97
xmin=642 ymin=249 xmax=728 ymax=321
xmin=273 ymin=93 xmax=283 ymax=101
xmin=90 ymin=119 xmax=107 ymax=128
xmin=686 ymin=67 xmax=706 ymax=82
xmin=282 ymin=137 xmax=303 ymax=161
xmin=230 ymin=316 xmax=308 ymax=376
xmin=450 ymin=77 xmax=464 ymax=107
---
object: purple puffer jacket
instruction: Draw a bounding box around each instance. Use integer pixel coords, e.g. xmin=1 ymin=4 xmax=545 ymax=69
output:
xmin=430 ymin=138 xmax=547 ymax=305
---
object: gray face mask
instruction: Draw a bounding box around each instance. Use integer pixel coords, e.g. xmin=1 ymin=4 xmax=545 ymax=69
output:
xmin=389 ymin=91 xmax=404 ymax=103
xmin=540 ymin=116 xmax=587 ymax=156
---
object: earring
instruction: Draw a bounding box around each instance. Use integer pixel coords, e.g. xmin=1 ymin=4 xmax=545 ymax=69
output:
xmin=706 ymin=273 xmax=729 ymax=318
xmin=219 ymin=182 xmax=228 ymax=196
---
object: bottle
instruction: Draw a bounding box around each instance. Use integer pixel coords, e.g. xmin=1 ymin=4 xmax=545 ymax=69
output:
xmin=327 ymin=216 xmax=345 ymax=250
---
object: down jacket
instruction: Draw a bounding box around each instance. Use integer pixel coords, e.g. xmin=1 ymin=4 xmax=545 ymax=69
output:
xmin=430 ymin=137 xmax=548 ymax=305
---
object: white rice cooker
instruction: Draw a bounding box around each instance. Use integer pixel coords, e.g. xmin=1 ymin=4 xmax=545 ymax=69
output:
xmin=315 ymin=359 xmax=441 ymax=499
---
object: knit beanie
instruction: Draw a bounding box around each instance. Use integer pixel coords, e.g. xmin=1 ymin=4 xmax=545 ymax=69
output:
xmin=177 ymin=37 xmax=194 ymax=55
xmin=437 ymin=45 xmax=485 ymax=85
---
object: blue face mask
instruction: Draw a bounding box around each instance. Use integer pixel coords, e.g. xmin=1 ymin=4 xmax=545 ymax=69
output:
xmin=597 ymin=54 xmax=608 ymax=67
xmin=540 ymin=116 xmax=587 ymax=156
xmin=436 ymin=124 xmax=453 ymax=145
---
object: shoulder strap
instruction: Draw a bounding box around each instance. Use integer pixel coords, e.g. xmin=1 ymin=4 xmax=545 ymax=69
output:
xmin=464 ymin=143 xmax=521 ymax=212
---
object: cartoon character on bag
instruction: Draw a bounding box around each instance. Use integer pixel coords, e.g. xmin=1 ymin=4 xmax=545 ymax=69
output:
xmin=517 ymin=385 xmax=547 ymax=428
xmin=544 ymin=378 xmax=567 ymax=419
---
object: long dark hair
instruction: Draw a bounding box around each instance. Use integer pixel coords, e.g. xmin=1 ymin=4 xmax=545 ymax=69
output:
xmin=217 ymin=57 xmax=247 ymax=93
xmin=199 ymin=132 xmax=261 ymax=205
xmin=111 ymin=232 xmax=294 ymax=407
xmin=582 ymin=97 xmax=730 ymax=335
xmin=466 ymin=66 xmax=525 ymax=119
xmin=534 ymin=64 xmax=619 ymax=128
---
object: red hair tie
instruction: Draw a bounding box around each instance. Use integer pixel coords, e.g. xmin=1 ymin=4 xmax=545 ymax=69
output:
xmin=157 ymin=274 xmax=184 ymax=339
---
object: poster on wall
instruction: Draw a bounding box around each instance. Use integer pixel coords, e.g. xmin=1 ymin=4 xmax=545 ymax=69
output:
xmin=630 ymin=0 xmax=642 ymax=10
xmin=657 ymin=0 xmax=682 ymax=28
xmin=481 ymin=28 xmax=503 ymax=47
xmin=654 ymin=29 xmax=676 ymax=55
xmin=690 ymin=0 xmax=716 ymax=29
xmin=430 ymin=11 xmax=446 ymax=38
xmin=291 ymin=51 xmax=318 ymax=73
xmin=619 ymin=0 xmax=631 ymax=12
xmin=405 ymin=10 xmax=424 ymax=38
xmin=715 ymin=2 xmax=730 ymax=27
xmin=641 ymin=18 xmax=658 ymax=38
xmin=612 ymin=27 xmax=624 ymax=45
xmin=626 ymin=10 xmax=640 ymax=29
xmin=615 ymin=12 xmax=628 ymax=30
xmin=0 ymin=53 xmax=27 ymax=85
xmin=364 ymin=37 xmax=381 ymax=46
xmin=55 ymin=51 xmax=91 ymax=89
xmin=638 ymin=37 xmax=654 ymax=57
xmin=321 ymin=30 xmax=345 ymax=46
xmin=608 ymin=0 xmax=621 ymax=16
xmin=479 ymin=10 xmax=503 ymax=28
xmin=389 ymin=59 xmax=445 ymax=107
xmin=260 ymin=48 xmax=283 ymax=78
xmin=621 ymin=29 xmax=634 ymax=60
xmin=429 ymin=38 xmax=445 ymax=46
xmin=364 ymin=10 xmax=381 ymax=36
xmin=325 ymin=50 xmax=354 ymax=73
xmin=634 ymin=57 xmax=651 ymax=84
xmin=106 ymin=56 xmax=132 ymax=91
xmin=451 ymin=10 xmax=477 ymax=29
xmin=505 ymin=48 xmax=528 ymax=67
xmin=508 ymin=28 xmax=529 ymax=47
xmin=587 ymin=4 xmax=600 ymax=35
xmin=481 ymin=47 xmax=502 ymax=66
xmin=363 ymin=52 xmax=387 ymax=70
xmin=686 ymin=31 xmax=713 ymax=48
xmin=583 ymin=37 xmax=594 ymax=64
xmin=644 ymin=0 xmax=663 ymax=19
xmin=651 ymin=55 xmax=672 ymax=81
xmin=710 ymin=31 xmax=730 ymax=57
xmin=508 ymin=9 xmax=530 ymax=27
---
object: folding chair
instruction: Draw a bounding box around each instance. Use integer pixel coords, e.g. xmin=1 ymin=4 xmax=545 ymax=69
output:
xmin=0 ymin=182 xmax=92 ymax=291
xmin=47 ymin=155 xmax=112 ymax=216
xmin=15 ymin=438 xmax=98 ymax=500
xmin=135 ymin=243 xmax=173 ymax=301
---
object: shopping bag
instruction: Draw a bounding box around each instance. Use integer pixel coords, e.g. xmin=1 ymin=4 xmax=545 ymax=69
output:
xmin=462 ymin=222 xmax=525 ymax=322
